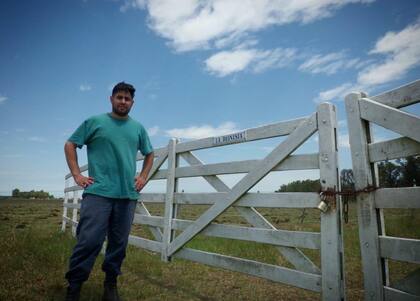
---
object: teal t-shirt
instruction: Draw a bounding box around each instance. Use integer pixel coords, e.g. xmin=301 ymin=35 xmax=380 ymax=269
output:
xmin=68 ymin=113 xmax=153 ymax=200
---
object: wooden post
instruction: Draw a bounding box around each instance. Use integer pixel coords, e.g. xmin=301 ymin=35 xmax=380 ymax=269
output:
xmin=317 ymin=103 xmax=345 ymax=301
xmin=345 ymin=92 xmax=384 ymax=301
xmin=61 ymin=177 xmax=69 ymax=232
xmin=161 ymin=138 xmax=179 ymax=261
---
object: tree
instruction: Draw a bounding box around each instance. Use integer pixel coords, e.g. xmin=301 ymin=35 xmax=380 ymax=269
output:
xmin=397 ymin=156 xmax=420 ymax=187
xmin=12 ymin=188 xmax=20 ymax=197
xmin=377 ymin=160 xmax=402 ymax=187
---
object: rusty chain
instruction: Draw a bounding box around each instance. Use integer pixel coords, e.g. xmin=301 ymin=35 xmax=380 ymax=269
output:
xmin=319 ymin=185 xmax=378 ymax=223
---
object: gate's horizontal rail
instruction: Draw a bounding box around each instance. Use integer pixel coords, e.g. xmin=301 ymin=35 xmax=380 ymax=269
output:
xmin=371 ymin=79 xmax=420 ymax=109
xmin=379 ymin=236 xmax=420 ymax=264
xmin=128 ymin=235 xmax=162 ymax=253
xmin=133 ymin=214 xmax=162 ymax=227
xmin=368 ymin=137 xmax=420 ymax=162
xmin=384 ymin=286 xmax=420 ymax=301
xmin=65 ymin=165 xmax=88 ymax=180
xmin=173 ymin=247 xmax=322 ymax=292
xmin=64 ymin=185 xmax=82 ymax=193
xmin=175 ymin=117 xmax=308 ymax=153
xmin=138 ymin=192 xmax=320 ymax=208
xmin=151 ymin=154 xmax=319 ymax=179
xmin=64 ymin=203 xmax=81 ymax=209
xmin=133 ymin=214 xmax=321 ymax=249
xmin=374 ymin=187 xmax=420 ymax=208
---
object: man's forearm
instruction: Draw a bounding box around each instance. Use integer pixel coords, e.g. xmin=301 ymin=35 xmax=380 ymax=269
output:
xmin=64 ymin=142 xmax=81 ymax=177
xmin=139 ymin=152 xmax=154 ymax=179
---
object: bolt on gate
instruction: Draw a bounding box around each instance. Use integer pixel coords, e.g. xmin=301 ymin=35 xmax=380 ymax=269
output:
xmin=62 ymin=102 xmax=346 ymax=300
xmin=345 ymin=80 xmax=420 ymax=301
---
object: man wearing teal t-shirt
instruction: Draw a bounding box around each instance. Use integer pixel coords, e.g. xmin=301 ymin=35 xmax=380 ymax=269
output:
xmin=64 ymin=82 xmax=154 ymax=301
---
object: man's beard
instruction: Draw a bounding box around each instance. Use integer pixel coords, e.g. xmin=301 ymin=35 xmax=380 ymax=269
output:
xmin=112 ymin=105 xmax=130 ymax=117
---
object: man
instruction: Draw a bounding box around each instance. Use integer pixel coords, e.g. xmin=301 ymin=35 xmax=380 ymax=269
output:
xmin=64 ymin=82 xmax=154 ymax=301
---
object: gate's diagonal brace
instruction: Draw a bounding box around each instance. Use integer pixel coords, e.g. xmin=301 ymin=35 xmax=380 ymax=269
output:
xmin=359 ymin=97 xmax=420 ymax=142
xmin=180 ymin=151 xmax=320 ymax=274
xmin=167 ymin=113 xmax=317 ymax=257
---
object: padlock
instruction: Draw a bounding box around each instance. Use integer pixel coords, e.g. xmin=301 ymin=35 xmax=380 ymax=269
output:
xmin=317 ymin=200 xmax=328 ymax=212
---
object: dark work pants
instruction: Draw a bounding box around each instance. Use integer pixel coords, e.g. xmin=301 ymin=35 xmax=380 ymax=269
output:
xmin=65 ymin=193 xmax=137 ymax=285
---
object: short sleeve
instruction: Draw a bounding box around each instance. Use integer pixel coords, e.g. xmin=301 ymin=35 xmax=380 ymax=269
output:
xmin=68 ymin=118 xmax=95 ymax=149
xmin=139 ymin=126 xmax=154 ymax=156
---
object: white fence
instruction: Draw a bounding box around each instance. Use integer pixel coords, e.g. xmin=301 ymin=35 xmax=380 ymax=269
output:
xmin=345 ymin=79 xmax=420 ymax=301
xmin=62 ymin=79 xmax=420 ymax=300
xmin=62 ymin=102 xmax=345 ymax=300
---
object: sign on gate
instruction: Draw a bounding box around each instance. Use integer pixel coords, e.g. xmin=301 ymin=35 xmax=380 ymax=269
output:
xmin=213 ymin=130 xmax=247 ymax=145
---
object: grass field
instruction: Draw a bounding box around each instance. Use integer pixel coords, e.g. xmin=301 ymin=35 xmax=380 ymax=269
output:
xmin=0 ymin=198 xmax=419 ymax=300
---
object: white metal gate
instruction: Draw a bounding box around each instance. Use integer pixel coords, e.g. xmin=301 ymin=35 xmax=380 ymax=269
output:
xmin=345 ymin=80 xmax=420 ymax=301
xmin=62 ymin=102 xmax=345 ymax=300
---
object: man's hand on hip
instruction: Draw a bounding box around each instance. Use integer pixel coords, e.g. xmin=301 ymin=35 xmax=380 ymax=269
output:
xmin=74 ymin=174 xmax=94 ymax=188
xmin=135 ymin=175 xmax=147 ymax=192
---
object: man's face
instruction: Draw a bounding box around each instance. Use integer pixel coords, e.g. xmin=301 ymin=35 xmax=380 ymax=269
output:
xmin=110 ymin=91 xmax=134 ymax=117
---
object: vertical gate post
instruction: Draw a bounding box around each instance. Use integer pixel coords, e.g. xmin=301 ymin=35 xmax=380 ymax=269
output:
xmin=71 ymin=188 xmax=79 ymax=237
xmin=345 ymin=92 xmax=384 ymax=301
xmin=162 ymin=138 xmax=179 ymax=261
xmin=61 ymin=177 xmax=69 ymax=232
xmin=317 ymin=102 xmax=345 ymax=301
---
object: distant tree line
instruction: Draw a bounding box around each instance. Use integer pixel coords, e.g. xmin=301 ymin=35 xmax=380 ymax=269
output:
xmin=276 ymin=156 xmax=419 ymax=192
xmin=275 ymin=179 xmax=320 ymax=193
xmin=12 ymin=188 xmax=54 ymax=199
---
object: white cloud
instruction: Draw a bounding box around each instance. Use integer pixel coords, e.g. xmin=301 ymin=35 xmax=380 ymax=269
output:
xmin=148 ymin=126 xmax=160 ymax=136
xmin=166 ymin=121 xmax=239 ymax=139
xmin=205 ymin=49 xmax=257 ymax=77
xmin=79 ymin=84 xmax=92 ymax=92
xmin=205 ymin=48 xmax=296 ymax=77
xmin=132 ymin=0 xmax=374 ymax=52
xmin=28 ymin=136 xmax=47 ymax=142
xmin=358 ymin=21 xmax=420 ymax=86
xmin=299 ymin=52 xmax=365 ymax=75
xmin=121 ymin=0 xmax=374 ymax=78
xmin=314 ymin=82 xmax=362 ymax=103
xmin=316 ymin=19 xmax=420 ymax=102
xmin=0 ymin=95 xmax=8 ymax=104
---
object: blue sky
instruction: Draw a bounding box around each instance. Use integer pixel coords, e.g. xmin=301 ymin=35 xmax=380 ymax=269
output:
xmin=0 ymin=0 xmax=419 ymax=196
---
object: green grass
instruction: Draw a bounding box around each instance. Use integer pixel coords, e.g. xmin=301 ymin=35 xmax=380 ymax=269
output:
xmin=0 ymin=198 xmax=419 ymax=300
